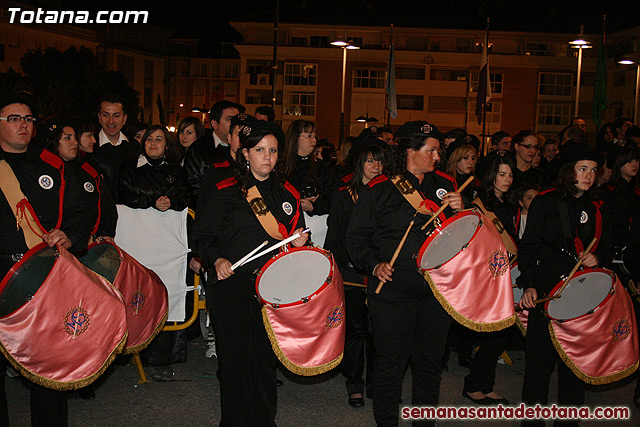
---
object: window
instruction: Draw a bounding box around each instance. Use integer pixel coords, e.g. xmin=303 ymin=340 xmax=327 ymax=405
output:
xmin=117 ymin=55 xmax=135 ymax=84
xmin=247 ymin=60 xmax=273 ymax=85
xmin=524 ymin=43 xmax=551 ymax=56
xmin=246 ymin=90 xmax=272 ymax=105
xmin=430 ymin=69 xmax=468 ymax=82
xmin=284 ymin=63 xmax=317 ymax=86
xmin=193 ymin=80 xmax=205 ymax=96
xmin=428 ymin=96 xmax=466 ymax=113
xmin=396 ymin=67 xmax=425 ymax=80
xmin=397 ymin=95 xmax=424 ymax=110
xmin=539 ymin=72 xmax=572 ymax=97
xmin=353 ymin=69 xmax=386 ymax=88
xmin=291 ymin=37 xmax=308 ymax=46
xmin=309 ymin=36 xmax=330 ymax=47
xmin=284 ymin=91 xmax=315 ymax=116
xmin=456 ymin=38 xmax=473 ymax=52
xmin=470 ymin=72 xmax=503 ymax=94
xmin=346 ymin=37 xmax=363 ymax=47
xmin=468 ymin=100 xmax=502 ymax=123
xmin=537 ymin=103 xmax=571 ymax=126
xmin=144 ymin=60 xmax=153 ymax=87
xmin=224 ymin=64 xmax=239 ymax=78
xmin=200 ymin=64 xmax=207 ymax=77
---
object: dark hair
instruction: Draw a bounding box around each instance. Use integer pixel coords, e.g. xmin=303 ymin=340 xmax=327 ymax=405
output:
xmin=377 ymin=126 xmax=393 ymax=135
xmin=560 ymin=125 xmax=586 ymax=143
xmin=614 ymin=118 xmax=632 ymax=132
xmin=516 ymin=182 xmax=541 ymax=202
xmin=610 ymin=146 xmax=640 ymax=186
xmin=491 ymin=131 xmax=511 ymax=147
xmin=71 ymin=119 xmax=96 ymax=140
xmin=443 ymin=128 xmax=466 ymax=141
xmin=254 ymin=105 xmax=276 ymax=122
xmin=513 ymin=130 xmax=537 ymax=145
xmin=386 ymin=133 xmax=433 ymax=177
xmin=478 ymin=155 xmax=517 ymax=209
xmin=596 ymin=122 xmax=616 ymax=152
xmin=234 ymin=127 xmax=284 ymax=194
xmin=555 ymin=161 xmax=596 ymax=198
xmin=348 ymin=144 xmax=388 ymax=199
xmin=282 ymin=120 xmax=317 ymax=178
xmin=209 ymin=100 xmax=245 ymax=123
xmin=140 ymin=125 xmax=180 ymax=164
xmin=625 ymin=125 xmax=640 ymax=140
xmin=543 ymin=138 xmax=559 ymax=148
xmin=99 ymin=93 xmax=127 ymax=114
xmin=178 ymin=117 xmax=205 ymax=140
xmin=44 ymin=121 xmax=75 ymax=156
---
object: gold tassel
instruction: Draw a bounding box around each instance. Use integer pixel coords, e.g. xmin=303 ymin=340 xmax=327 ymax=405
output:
xmin=261 ymin=307 xmax=343 ymax=376
xmin=121 ymin=310 xmax=168 ymax=355
xmin=0 ymin=331 xmax=128 ymax=391
xmin=548 ymin=323 xmax=639 ymax=385
xmin=515 ymin=317 xmax=527 ymax=337
xmin=424 ymin=272 xmax=516 ymax=332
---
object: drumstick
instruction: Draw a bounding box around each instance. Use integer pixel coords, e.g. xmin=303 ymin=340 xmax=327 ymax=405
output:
xmin=239 ymin=228 xmax=311 ymax=267
xmin=420 ymin=175 xmax=475 ymax=231
xmin=375 ymin=220 xmax=415 ymax=294
xmin=231 ymin=240 xmax=269 ymax=270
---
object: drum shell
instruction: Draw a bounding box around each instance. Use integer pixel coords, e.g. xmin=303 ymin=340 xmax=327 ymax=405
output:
xmin=256 ymin=247 xmax=345 ymax=376
xmin=546 ymin=269 xmax=639 ymax=384
xmin=81 ymin=242 xmax=168 ymax=354
xmin=417 ymin=210 xmax=515 ymax=332
xmin=0 ymin=243 xmax=128 ymax=390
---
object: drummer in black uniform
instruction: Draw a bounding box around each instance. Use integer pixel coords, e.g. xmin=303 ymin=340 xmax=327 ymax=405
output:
xmin=0 ymin=92 xmax=89 ymax=426
xmin=192 ymin=118 xmax=308 ymax=426
xmin=346 ymin=121 xmax=463 ymax=426
xmin=518 ymin=143 xmax=613 ymax=426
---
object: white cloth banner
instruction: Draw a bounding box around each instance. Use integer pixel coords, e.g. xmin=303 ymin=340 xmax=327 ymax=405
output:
xmin=115 ymin=205 xmax=189 ymax=322
xmin=303 ymin=212 xmax=328 ymax=248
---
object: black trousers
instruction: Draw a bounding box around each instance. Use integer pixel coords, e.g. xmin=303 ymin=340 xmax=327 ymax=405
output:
xmin=342 ymin=286 xmax=375 ymax=396
xmin=522 ymin=308 xmax=585 ymax=427
xmin=368 ymin=292 xmax=451 ymax=427
xmin=0 ymin=354 xmax=68 ymax=427
xmin=464 ymin=328 xmax=511 ymax=394
xmin=207 ymin=274 xmax=277 ymax=427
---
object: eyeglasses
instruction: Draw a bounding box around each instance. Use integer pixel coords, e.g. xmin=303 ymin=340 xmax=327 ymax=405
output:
xmin=0 ymin=115 xmax=37 ymax=124
xmin=518 ymin=143 xmax=539 ymax=151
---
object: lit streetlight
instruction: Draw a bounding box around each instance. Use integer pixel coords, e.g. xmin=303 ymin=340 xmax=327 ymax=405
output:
xmin=569 ymin=27 xmax=592 ymax=118
xmin=331 ymin=38 xmax=359 ymax=143
xmin=617 ymin=57 xmax=640 ymax=125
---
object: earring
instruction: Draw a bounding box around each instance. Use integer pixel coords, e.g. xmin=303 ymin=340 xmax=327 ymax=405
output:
xmin=246 ymin=159 xmax=250 ymax=170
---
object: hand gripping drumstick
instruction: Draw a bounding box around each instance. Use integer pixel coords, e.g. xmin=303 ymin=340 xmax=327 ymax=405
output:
xmin=531 ymin=237 xmax=598 ymax=305
xmin=210 ymin=240 xmax=269 ymax=284
xmin=375 ymin=219 xmax=415 ymax=294
xmin=420 ymin=176 xmax=475 ymax=231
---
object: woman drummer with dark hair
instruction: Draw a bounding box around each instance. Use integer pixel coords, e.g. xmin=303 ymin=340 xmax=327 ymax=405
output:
xmin=346 ymin=121 xmax=463 ymax=426
xmin=192 ymin=118 xmax=307 ymax=426
xmin=518 ymin=143 xmax=613 ymax=424
xmin=325 ymin=138 xmax=389 ymax=408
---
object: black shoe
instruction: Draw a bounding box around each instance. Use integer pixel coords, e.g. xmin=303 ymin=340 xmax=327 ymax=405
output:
xmin=276 ymin=379 xmax=284 ymax=387
xmin=458 ymin=358 xmax=473 ymax=369
xmin=348 ymin=394 xmax=365 ymax=408
xmin=462 ymin=390 xmax=493 ymax=406
xmin=487 ymin=396 xmax=509 ymax=405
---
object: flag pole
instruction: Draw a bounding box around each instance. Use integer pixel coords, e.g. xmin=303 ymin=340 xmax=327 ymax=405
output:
xmin=482 ymin=18 xmax=490 ymax=156
xmin=386 ymin=24 xmax=395 ymax=127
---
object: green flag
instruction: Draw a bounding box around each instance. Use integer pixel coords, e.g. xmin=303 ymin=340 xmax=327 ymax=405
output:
xmin=592 ymin=24 xmax=607 ymax=128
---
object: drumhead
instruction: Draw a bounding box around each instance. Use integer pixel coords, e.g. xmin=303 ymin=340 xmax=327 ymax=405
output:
xmin=419 ymin=212 xmax=481 ymax=270
xmin=79 ymin=243 xmax=121 ymax=284
xmin=546 ymin=270 xmax=614 ymax=321
xmin=257 ymin=249 xmax=331 ymax=305
xmin=0 ymin=245 xmax=56 ymax=317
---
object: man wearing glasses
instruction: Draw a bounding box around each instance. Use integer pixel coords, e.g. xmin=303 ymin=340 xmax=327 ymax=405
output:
xmin=512 ymin=130 xmax=551 ymax=190
xmin=0 ymin=92 xmax=88 ymax=426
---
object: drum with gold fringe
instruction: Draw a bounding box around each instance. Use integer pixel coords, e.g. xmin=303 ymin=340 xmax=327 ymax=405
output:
xmin=256 ymin=246 xmax=345 ymax=376
xmin=416 ymin=209 xmax=515 ymax=332
xmin=0 ymin=243 xmax=128 ymax=390
xmin=545 ymin=268 xmax=639 ymax=385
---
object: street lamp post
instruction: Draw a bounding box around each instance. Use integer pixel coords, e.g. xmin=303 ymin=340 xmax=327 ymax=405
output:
xmin=617 ymin=58 xmax=640 ymax=125
xmin=569 ymin=27 xmax=592 ymax=118
xmin=331 ymin=39 xmax=359 ymax=144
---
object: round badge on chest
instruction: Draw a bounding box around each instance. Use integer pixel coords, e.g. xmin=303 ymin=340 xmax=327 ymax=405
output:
xmin=580 ymin=211 xmax=588 ymax=224
xmin=282 ymin=202 xmax=293 ymax=215
xmin=166 ymin=175 xmax=175 ymax=184
xmin=436 ymin=188 xmax=447 ymax=200
xmin=38 ymin=175 xmax=54 ymax=190
xmin=84 ymin=182 xmax=95 ymax=193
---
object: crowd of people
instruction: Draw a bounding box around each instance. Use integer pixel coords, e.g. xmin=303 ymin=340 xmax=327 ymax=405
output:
xmin=0 ymin=89 xmax=639 ymax=427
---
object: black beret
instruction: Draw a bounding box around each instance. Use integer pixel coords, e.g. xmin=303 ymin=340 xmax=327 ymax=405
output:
xmin=238 ymin=114 xmax=285 ymax=147
xmin=558 ymin=142 xmax=604 ymax=167
xmin=0 ymin=91 xmax=39 ymax=117
xmin=395 ymin=121 xmax=443 ymax=141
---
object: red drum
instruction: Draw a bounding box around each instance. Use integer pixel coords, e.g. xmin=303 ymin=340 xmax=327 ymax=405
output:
xmin=511 ymin=263 xmax=528 ymax=334
xmin=545 ymin=268 xmax=639 ymax=385
xmin=256 ymin=246 xmax=345 ymax=376
xmin=0 ymin=243 xmax=127 ymax=390
xmin=79 ymin=242 xmax=168 ymax=354
xmin=416 ymin=209 xmax=515 ymax=332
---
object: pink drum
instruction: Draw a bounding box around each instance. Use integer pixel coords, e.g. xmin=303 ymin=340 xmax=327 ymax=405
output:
xmin=256 ymin=246 xmax=345 ymax=376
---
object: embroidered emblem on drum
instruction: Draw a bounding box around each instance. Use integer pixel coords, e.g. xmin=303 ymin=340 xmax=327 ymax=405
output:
xmin=325 ymin=305 xmax=344 ymax=330
xmin=39 ymin=175 xmax=54 ymax=190
xmin=611 ymin=318 xmax=631 ymax=342
xmin=83 ymin=182 xmax=95 ymax=193
xmin=580 ymin=211 xmax=588 ymax=223
xmin=282 ymin=202 xmax=293 ymax=215
xmin=436 ymin=188 xmax=447 ymax=200
xmin=64 ymin=306 xmax=90 ymax=337
xmin=131 ymin=291 xmax=145 ymax=314
xmin=487 ymin=250 xmax=509 ymax=277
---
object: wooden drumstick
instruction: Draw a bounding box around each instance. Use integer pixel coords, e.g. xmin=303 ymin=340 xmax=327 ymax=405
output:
xmin=529 ymin=237 xmax=598 ymax=305
xmin=420 ymin=175 xmax=475 ymax=231
xmin=375 ymin=220 xmax=415 ymax=294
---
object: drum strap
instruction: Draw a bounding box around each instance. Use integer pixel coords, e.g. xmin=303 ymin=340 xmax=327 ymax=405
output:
xmin=246 ymin=185 xmax=285 ymax=240
xmin=390 ymin=176 xmax=434 ymax=215
xmin=472 ymin=197 xmax=518 ymax=256
xmin=0 ymin=160 xmax=46 ymax=248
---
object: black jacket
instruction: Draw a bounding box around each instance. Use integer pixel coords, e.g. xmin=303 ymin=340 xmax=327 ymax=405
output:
xmin=117 ymin=155 xmax=190 ymax=211
xmin=517 ymin=189 xmax=613 ymax=296
xmin=286 ymin=155 xmax=337 ymax=216
xmin=602 ymin=179 xmax=640 ymax=249
xmin=85 ymin=139 xmax=139 ymax=198
xmin=183 ymin=135 xmax=232 ymax=202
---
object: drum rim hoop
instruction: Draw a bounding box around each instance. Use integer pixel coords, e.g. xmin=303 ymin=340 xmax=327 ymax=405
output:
xmin=545 ymin=267 xmax=616 ymax=322
xmin=416 ymin=209 xmax=482 ymax=272
xmin=255 ymin=246 xmax=334 ymax=308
